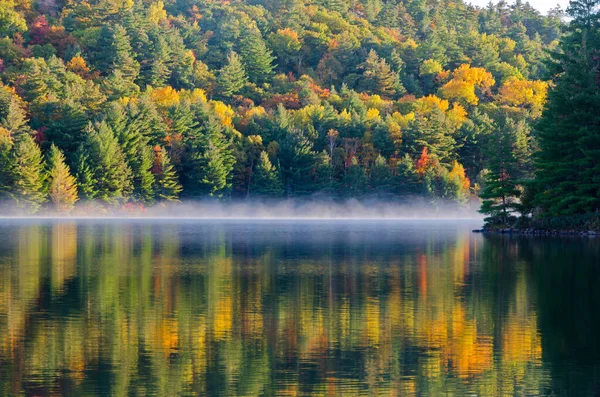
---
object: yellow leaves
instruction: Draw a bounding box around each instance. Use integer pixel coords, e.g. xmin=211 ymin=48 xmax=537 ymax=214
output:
xmin=243 ymin=106 xmax=266 ymax=120
xmin=66 ymin=56 xmax=90 ymax=77
xmin=415 ymin=95 xmax=449 ymax=113
xmin=278 ymin=27 xmax=299 ymax=41
xmin=150 ymin=86 xmax=180 ymax=107
xmin=448 ymin=161 xmax=471 ymax=193
xmin=447 ymin=103 xmax=468 ymax=128
xmin=151 ymin=87 xmax=207 ymax=108
xmin=365 ymin=94 xmax=384 ymax=109
xmin=497 ymin=77 xmax=548 ymax=118
xmin=420 ymin=59 xmax=443 ymax=76
xmin=402 ymin=38 xmax=418 ymax=50
xmin=391 ymin=111 xmax=415 ymax=128
xmin=440 ymin=80 xmax=478 ymax=105
xmin=440 ymin=64 xmax=495 ymax=105
xmin=147 ymin=1 xmax=167 ymax=25
xmin=366 ymin=108 xmax=380 ymax=121
xmin=294 ymin=104 xmax=326 ymax=125
xmin=339 ymin=109 xmax=352 ymax=122
xmin=247 ymin=135 xmax=263 ymax=146
xmin=211 ymin=100 xmax=234 ymax=127
xmin=180 ymin=88 xmax=207 ymax=104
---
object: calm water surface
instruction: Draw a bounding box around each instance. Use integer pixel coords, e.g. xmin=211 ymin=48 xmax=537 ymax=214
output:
xmin=0 ymin=220 xmax=599 ymax=396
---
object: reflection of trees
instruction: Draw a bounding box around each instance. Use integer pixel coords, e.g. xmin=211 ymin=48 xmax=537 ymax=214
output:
xmin=2 ymin=224 xmax=595 ymax=395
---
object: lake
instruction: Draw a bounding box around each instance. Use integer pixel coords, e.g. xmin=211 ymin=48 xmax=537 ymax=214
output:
xmin=0 ymin=220 xmax=599 ymax=396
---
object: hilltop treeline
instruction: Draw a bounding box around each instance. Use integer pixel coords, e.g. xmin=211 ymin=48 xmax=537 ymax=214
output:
xmin=0 ymin=0 xmax=563 ymax=213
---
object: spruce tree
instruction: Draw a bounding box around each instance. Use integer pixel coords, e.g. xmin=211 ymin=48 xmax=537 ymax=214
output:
xmin=250 ymin=151 xmax=283 ymax=197
xmin=47 ymin=144 xmax=79 ymax=212
xmin=217 ymin=51 xmax=248 ymax=98
xmin=12 ymin=135 xmax=46 ymax=213
xmin=532 ymin=0 xmax=600 ymax=215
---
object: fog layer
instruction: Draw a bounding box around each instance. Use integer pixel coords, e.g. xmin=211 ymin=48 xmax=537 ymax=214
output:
xmin=0 ymin=198 xmax=482 ymax=220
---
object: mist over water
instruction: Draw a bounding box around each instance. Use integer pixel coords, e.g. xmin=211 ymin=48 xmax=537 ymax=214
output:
xmin=0 ymin=198 xmax=483 ymax=220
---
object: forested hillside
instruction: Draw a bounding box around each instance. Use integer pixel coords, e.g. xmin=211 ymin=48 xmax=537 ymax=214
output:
xmin=0 ymin=0 xmax=566 ymax=213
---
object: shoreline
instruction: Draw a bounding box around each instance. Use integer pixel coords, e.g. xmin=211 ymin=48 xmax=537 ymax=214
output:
xmin=473 ymin=228 xmax=600 ymax=237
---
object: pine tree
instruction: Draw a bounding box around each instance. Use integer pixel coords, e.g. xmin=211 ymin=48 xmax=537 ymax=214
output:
xmin=360 ymin=50 xmax=402 ymax=98
xmin=133 ymin=144 xmax=155 ymax=202
xmin=217 ymin=51 xmax=248 ymax=98
xmin=12 ymin=135 xmax=46 ymax=213
xmin=152 ymin=146 xmax=182 ymax=201
xmin=112 ymin=25 xmax=140 ymax=82
xmin=479 ymin=118 xmax=523 ymax=226
xmin=74 ymin=150 xmax=96 ymax=200
xmin=47 ymin=144 xmax=78 ymax=212
xmin=239 ymin=28 xmax=276 ymax=85
xmin=532 ymin=0 xmax=600 ymax=215
xmin=250 ymin=151 xmax=283 ymax=197
xmin=182 ymin=115 xmax=234 ymax=197
xmin=78 ymin=121 xmax=133 ymax=203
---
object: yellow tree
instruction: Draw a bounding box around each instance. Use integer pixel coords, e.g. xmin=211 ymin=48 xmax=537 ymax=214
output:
xmin=440 ymin=64 xmax=495 ymax=106
xmin=497 ymin=77 xmax=548 ymax=118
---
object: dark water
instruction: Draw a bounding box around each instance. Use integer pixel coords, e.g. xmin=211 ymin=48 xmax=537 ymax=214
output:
xmin=0 ymin=220 xmax=599 ymax=396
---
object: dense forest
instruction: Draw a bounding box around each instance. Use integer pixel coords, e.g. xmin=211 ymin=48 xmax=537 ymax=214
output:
xmin=0 ymin=0 xmax=596 ymax=223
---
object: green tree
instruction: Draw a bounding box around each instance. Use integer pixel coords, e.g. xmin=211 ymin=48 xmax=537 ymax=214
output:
xmin=531 ymin=0 xmax=600 ymax=215
xmin=479 ymin=118 xmax=524 ymax=226
xmin=360 ymin=50 xmax=402 ymax=98
xmin=370 ymin=155 xmax=393 ymax=194
xmin=217 ymin=51 xmax=248 ymax=98
xmin=239 ymin=27 xmax=276 ymax=85
xmin=0 ymin=0 xmax=27 ymax=37
xmin=250 ymin=151 xmax=283 ymax=197
xmin=12 ymin=135 xmax=46 ymax=213
xmin=183 ymin=115 xmax=234 ymax=197
xmin=47 ymin=144 xmax=78 ymax=212
xmin=77 ymin=122 xmax=133 ymax=204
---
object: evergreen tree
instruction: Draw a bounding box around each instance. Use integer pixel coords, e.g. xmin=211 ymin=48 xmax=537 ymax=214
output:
xmin=77 ymin=122 xmax=133 ymax=203
xmin=532 ymin=0 xmax=600 ymax=215
xmin=133 ymin=144 xmax=155 ymax=202
xmin=73 ymin=150 xmax=96 ymax=200
xmin=479 ymin=118 xmax=523 ymax=226
xmin=250 ymin=151 xmax=283 ymax=197
xmin=47 ymin=144 xmax=78 ymax=212
xmin=152 ymin=146 xmax=182 ymax=201
xmin=360 ymin=49 xmax=402 ymax=98
xmin=217 ymin=51 xmax=248 ymax=98
xmin=239 ymin=28 xmax=276 ymax=85
xmin=12 ymin=135 xmax=46 ymax=213
xmin=183 ymin=115 xmax=234 ymax=197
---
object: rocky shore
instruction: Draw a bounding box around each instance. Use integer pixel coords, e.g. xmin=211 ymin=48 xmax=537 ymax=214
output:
xmin=472 ymin=228 xmax=599 ymax=237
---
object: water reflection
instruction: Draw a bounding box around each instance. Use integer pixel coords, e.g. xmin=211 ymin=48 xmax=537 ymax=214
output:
xmin=0 ymin=221 xmax=598 ymax=396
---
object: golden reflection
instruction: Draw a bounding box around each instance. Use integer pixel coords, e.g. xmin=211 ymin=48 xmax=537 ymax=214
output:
xmin=0 ymin=224 xmax=554 ymax=396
